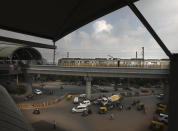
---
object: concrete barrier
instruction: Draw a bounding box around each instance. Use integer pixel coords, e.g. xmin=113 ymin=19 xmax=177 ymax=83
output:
xmin=17 ymin=94 xmax=67 ymax=109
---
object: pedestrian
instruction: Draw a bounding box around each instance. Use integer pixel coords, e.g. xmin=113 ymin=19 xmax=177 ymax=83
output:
xmin=110 ymin=113 xmax=114 ymax=120
xmin=144 ymin=106 xmax=147 ymax=114
xmin=53 ymin=120 xmax=56 ymax=129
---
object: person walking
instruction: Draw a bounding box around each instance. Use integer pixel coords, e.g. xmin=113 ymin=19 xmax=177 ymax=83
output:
xmin=53 ymin=120 xmax=56 ymax=129
xmin=110 ymin=113 xmax=114 ymax=120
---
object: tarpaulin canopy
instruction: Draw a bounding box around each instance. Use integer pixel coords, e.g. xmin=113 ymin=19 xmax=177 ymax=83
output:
xmin=0 ymin=0 xmax=138 ymax=42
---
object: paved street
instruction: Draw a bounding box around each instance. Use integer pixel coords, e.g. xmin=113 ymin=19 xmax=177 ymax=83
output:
xmin=21 ymin=95 xmax=163 ymax=131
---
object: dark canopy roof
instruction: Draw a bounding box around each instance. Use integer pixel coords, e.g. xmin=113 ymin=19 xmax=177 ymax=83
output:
xmin=0 ymin=0 xmax=138 ymax=42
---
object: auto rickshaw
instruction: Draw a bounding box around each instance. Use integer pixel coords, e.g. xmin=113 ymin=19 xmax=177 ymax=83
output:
xmin=156 ymin=107 xmax=166 ymax=114
xmin=150 ymin=120 xmax=165 ymax=131
xmin=157 ymin=103 xmax=167 ymax=109
xmin=67 ymin=94 xmax=72 ymax=100
xmin=98 ymin=107 xmax=107 ymax=114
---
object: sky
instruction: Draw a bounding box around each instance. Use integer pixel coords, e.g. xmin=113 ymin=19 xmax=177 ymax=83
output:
xmin=0 ymin=0 xmax=178 ymax=62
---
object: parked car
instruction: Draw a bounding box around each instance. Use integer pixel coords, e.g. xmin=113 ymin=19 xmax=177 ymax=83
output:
xmin=80 ymin=100 xmax=91 ymax=106
xmin=33 ymin=89 xmax=42 ymax=95
xmin=72 ymin=105 xmax=87 ymax=113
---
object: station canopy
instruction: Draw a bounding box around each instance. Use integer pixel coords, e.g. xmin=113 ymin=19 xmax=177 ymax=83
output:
xmin=0 ymin=0 xmax=138 ymax=42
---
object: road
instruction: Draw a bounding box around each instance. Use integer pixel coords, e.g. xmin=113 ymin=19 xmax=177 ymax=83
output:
xmin=21 ymin=95 xmax=166 ymax=131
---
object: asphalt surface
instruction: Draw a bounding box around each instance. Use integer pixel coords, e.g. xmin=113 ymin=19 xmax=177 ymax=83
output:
xmin=21 ymin=95 xmax=168 ymax=131
xmin=13 ymin=81 xmax=163 ymax=105
xmin=11 ymin=81 xmax=167 ymax=131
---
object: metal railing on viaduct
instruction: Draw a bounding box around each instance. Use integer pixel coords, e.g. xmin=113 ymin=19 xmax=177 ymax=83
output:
xmin=25 ymin=65 xmax=169 ymax=79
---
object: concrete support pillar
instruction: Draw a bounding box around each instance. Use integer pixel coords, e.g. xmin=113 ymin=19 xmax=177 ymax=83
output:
xmin=24 ymin=73 xmax=33 ymax=95
xmin=84 ymin=76 xmax=92 ymax=99
xmin=127 ymin=78 xmax=130 ymax=88
xmin=169 ymin=54 xmax=178 ymax=131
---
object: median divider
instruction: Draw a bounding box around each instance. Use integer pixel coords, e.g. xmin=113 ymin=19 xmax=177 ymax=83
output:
xmin=17 ymin=93 xmax=68 ymax=109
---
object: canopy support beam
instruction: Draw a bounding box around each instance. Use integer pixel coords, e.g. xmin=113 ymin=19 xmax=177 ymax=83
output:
xmin=128 ymin=2 xmax=172 ymax=59
xmin=0 ymin=36 xmax=56 ymax=49
xmin=128 ymin=2 xmax=177 ymax=131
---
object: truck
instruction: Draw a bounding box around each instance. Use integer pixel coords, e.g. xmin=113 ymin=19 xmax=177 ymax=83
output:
xmin=108 ymin=94 xmax=121 ymax=102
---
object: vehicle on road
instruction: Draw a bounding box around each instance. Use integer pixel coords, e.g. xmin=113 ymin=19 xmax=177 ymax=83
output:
xmin=24 ymin=94 xmax=34 ymax=100
xmin=149 ymin=120 xmax=165 ymax=131
xmin=156 ymin=107 xmax=167 ymax=114
xmin=72 ymin=105 xmax=87 ymax=113
xmin=80 ymin=100 xmax=91 ymax=106
xmin=141 ymin=88 xmax=149 ymax=93
xmin=157 ymin=103 xmax=167 ymax=109
xmin=33 ymin=89 xmax=42 ymax=95
xmin=79 ymin=94 xmax=86 ymax=98
xmin=98 ymin=107 xmax=107 ymax=114
xmin=101 ymin=97 xmax=108 ymax=106
xmin=157 ymin=94 xmax=164 ymax=100
xmin=33 ymin=108 xmax=40 ymax=114
xmin=73 ymin=97 xmax=79 ymax=104
xmin=93 ymin=98 xmax=102 ymax=105
xmin=106 ymin=102 xmax=114 ymax=110
xmin=67 ymin=94 xmax=72 ymax=100
xmin=157 ymin=113 xmax=168 ymax=124
xmin=108 ymin=94 xmax=120 ymax=102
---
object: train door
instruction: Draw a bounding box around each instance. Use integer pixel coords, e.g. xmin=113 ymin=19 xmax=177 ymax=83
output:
xmin=118 ymin=60 xmax=120 ymax=67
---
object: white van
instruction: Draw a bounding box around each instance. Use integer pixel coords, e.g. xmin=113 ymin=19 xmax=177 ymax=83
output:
xmin=73 ymin=97 xmax=79 ymax=104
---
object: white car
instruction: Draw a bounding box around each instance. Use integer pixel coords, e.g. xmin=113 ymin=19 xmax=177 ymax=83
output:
xmin=33 ymin=89 xmax=42 ymax=95
xmin=157 ymin=113 xmax=168 ymax=124
xmin=72 ymin=105 xmax=87 ymax=113
xmin=79 ymin=100 xmax=91 ymax=106
xmin=101 ymin=97 xmax=108 ymax=106
xmin=79 ymin=94 xmax=86 ymax=98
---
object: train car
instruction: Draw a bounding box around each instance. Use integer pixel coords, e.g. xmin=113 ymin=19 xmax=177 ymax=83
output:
xmin=58 ymin=58 xmax=169 ymax=69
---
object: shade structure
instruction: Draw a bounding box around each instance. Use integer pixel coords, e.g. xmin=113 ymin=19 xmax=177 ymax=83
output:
xmin=0 ymin=0 xmax=138 ymax=42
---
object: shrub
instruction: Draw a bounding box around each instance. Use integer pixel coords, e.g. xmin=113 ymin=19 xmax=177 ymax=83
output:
xmin=16 ymin=85 xmax=26 ymax=94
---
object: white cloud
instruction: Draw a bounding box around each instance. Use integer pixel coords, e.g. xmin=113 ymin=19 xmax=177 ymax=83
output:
xmin=93 ymin=20 xmax=113 ymax=34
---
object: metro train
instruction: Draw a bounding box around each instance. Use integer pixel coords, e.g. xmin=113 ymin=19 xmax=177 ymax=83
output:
xmin=58 ymin=58 xmax=169 ymax=69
